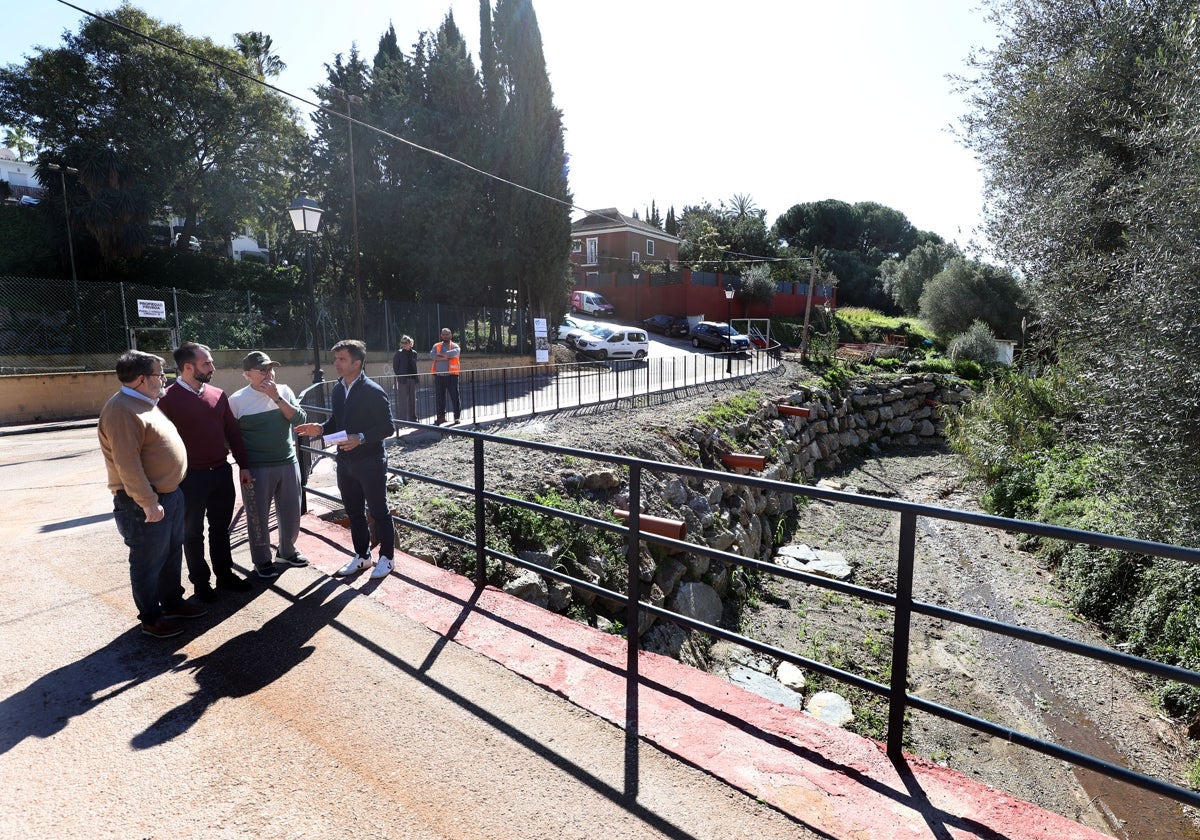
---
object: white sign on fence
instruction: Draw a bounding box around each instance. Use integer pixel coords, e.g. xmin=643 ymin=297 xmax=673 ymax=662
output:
xmin=533 ymin=318 xmax=549 ymax=363
xmin=137 ymin=299 xmax=167 ymax=319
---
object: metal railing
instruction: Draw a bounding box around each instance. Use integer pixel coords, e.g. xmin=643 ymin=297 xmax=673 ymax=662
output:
xmin=302 ymin=349 xmax=779 ymax=428
xmin=294 ymin=364 xmax=1200 ymax=815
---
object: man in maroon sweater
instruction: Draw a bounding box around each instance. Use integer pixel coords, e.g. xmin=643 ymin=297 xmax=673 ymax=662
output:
xmin=158 ymin=342 xmax=253 ymax=601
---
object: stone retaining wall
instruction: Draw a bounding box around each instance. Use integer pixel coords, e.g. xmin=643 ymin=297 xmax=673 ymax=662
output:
xmin=507 ymin=374 xmax=975 ymax=661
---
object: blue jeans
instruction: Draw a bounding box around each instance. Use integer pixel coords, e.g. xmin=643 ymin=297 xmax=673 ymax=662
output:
xmin=112 ymin=488 xmax=186 ymax=623
xmin=336 ymin=453 xmax=395 ymax=560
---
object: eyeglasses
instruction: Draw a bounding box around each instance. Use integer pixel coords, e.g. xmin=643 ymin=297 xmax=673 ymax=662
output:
xmin=146 ymin=372 xmax=168 ymax=380
xmin=252 ymin=365 xmax=274 ymax=372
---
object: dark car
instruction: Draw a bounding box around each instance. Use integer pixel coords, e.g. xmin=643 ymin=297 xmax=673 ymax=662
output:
xmin=690 ymin=321 xmax=751 ymax=351
xmin=643 ymin=314 xmax=690 ymax=337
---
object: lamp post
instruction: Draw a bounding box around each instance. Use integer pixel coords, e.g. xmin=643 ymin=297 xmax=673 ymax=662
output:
xmin=47 ymin=163 xmax=81 ymax=351
xmin=331 ymin=87 xmax=364 ymax=339
xmin=724 ymin=285 xmax=735 ymax=374
xmin=289 ymin=192 xmax=325 ymax=383
xmin=632 ymin=268 xmax=641 ymax=322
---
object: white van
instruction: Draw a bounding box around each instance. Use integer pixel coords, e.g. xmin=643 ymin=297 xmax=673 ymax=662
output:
xmin=570 ymin=290 xmax=615 ymax=317
xmin=575 ymin=327 xmax=649 ymax=360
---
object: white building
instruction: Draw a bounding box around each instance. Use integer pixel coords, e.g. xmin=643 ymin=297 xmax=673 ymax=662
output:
xmin=0 ymin=147 xmax=43 ymax=203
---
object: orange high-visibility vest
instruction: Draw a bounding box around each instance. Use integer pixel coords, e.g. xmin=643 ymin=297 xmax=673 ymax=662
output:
xmin=431 ymin=342 xmax=460 ymax=375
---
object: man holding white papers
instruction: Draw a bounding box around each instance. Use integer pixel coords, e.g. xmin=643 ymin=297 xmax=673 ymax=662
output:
xmin=296 ymin=340 xmax=397 ymax=579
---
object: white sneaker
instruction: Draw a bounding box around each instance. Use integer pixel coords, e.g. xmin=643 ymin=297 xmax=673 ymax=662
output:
xmin=369 ymin=556 xmax=394 ymax=580
xmin=335 ymin=554 xmax=371 ymax=577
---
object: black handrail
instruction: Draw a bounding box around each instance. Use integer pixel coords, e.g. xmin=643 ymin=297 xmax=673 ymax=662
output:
xmin=295 ymin=374 xmax=1200 ymax=814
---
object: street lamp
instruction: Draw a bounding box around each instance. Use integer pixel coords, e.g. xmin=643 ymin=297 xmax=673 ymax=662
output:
xmin=289 ymin=192 xmax=325 ymax=383
xmin=46 ymin=163 xmax=81 ymax=351
xmin=632 ymin=268 xmax=641 ymax=322
xmin=331 ymin=87 xmax=364 ymax=339
xmin=724 ymin=285 xmax=735 ymax=374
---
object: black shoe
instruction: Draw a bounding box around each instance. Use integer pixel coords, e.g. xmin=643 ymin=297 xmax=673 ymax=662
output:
xmin=141 ymin=618 xmax=183 ymax=639
xmin=195 ymin=584 xmax=218 ymax=603
xmin=255 ymin=565 xmax=280 ymax=580
xmin=276 ymin=552 xmax=309 ymax=568
xmin=434 ymin=418 xmax=447 ymax=426
xmin=215 ymin=575 xmax=252 ymax=592
xmin=163 ymin=603 xmax=208 ymax=620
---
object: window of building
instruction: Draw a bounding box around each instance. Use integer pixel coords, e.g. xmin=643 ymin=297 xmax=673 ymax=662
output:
xmin=631 ymin=251 xmax=640 ymax=266
xmin=572 ymin=240 xmax=582 ymax=253
xmin=585 ymin=237 xmax=597 ymax=265
xmin=646 ymin=239 xmax=655 ymax=257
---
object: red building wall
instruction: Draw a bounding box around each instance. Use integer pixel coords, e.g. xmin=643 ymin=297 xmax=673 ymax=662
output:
xmin=569 ymin=269 xmax=836 ymax=323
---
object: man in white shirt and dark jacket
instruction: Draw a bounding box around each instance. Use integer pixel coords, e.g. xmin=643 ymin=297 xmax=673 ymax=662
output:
xmin=295 ymin=339 xmax=397 ymax=580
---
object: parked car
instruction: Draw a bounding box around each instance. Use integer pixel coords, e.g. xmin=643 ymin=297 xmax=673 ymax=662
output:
xmin=564 ymin=320 xmax=616 ymax=348
xmin=575 ymin=327 xmax=650 ymax=360
xmin=555 ymin=315 xmax=584 ymax=341
xmin=690 ymin=321 xmax=751 ymax=351
xmin=643 ymin=314 xmax=690 ymax=337
xmin=570 ymin=290 xmax=615 ymax=317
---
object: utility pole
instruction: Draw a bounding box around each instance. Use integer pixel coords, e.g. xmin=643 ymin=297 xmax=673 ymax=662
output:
xmin=799 ymin=249 xmax=821 ymax=361
xmin=332 ymin=87 xmax=364 ymax=339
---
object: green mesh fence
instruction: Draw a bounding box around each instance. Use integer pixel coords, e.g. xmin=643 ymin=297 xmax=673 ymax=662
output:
xmin=0 ymin=276 xmax=533 ymax=372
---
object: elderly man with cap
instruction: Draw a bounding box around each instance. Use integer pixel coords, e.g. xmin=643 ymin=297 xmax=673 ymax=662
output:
xmin=229 ymin=351 xmax=309 ymax=579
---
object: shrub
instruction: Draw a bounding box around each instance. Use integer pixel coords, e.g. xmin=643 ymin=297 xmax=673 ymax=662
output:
xmin=947 ymin=320 xmax=999 ymax=365
xmin=952 ymin=359 xmax=982 ymax=380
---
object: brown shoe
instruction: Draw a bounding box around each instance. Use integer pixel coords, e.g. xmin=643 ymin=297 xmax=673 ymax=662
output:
xmin=163 ymin=603 xmax=208 ymax=620
xmin=141 ymin=618 xmax=183 ymax=639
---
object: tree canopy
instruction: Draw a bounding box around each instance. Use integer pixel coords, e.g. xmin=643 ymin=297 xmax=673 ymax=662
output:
xmin=958 ymin=0 xmax=1200 ymax=544
xmin=0 ymin=5 xmax=305 ymax=265
xmin=772 ymin=199 xmax=937 ymax=309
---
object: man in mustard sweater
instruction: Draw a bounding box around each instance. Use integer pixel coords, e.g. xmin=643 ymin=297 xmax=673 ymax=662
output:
xmin=98 ymin=351 xmax=207 ymax=639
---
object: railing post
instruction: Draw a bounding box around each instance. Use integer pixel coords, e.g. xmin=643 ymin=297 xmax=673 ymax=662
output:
xmin=529 ymin=365 xmax=536 ymax=416
xmin=888 ymin=510 xmax=917 ymax=759
xmin=474 ymin=436 xmax=486 ymax=587
xmin=501 ymin=368 xmax=508 ymax=420
xmin=625 ymin=463 xmax=642 ymax=731
xmin=469 ymin=371 xmax=477 ymax=425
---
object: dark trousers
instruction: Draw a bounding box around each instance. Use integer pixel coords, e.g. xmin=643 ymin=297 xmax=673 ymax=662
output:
xmin=179 ymin=463 xmax=235 ymax=587
xmin=435 ymin=375 xmax=460 ymax=421
xmin=336 ymin=453 xmax=395 ymax=560
xmin=395 ymin=378 xmax=418 ymax=423
xmin=113 ymin=488 xmax=186 ymax=623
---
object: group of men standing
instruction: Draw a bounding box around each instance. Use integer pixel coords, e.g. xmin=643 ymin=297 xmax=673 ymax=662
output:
xmin=99 ymin=333 xmax=416 ymax=639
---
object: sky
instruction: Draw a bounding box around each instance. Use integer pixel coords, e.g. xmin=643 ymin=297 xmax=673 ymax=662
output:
xmin=5 ymin=1 xmax=998 ymax=250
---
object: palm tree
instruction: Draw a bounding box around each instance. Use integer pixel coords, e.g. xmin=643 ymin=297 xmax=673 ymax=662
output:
xmin=234 ymin=32 xmax=286 ymax=79
xmin=725 ymin=193 xmax=758 ymax=221
xmin=3 ymin=125 xmax=35 ymax=161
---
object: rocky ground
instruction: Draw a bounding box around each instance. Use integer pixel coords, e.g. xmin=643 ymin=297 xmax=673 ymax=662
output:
xmin=382 ymin=358 xmax=1200 ymax=839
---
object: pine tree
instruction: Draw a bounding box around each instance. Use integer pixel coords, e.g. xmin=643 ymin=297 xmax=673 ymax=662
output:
xmin=490 ymin=0 xmax=572 ymax=317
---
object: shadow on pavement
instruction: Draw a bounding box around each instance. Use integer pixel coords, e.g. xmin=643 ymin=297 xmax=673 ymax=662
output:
xmin=131 ymin=575 xmax=357 ymax=749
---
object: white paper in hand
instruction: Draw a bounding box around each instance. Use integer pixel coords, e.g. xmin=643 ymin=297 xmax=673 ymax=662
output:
xmin=323 ymin=430 xmax=349 ymax=444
